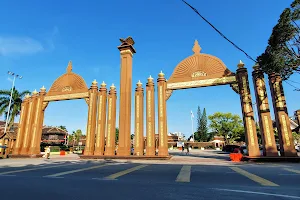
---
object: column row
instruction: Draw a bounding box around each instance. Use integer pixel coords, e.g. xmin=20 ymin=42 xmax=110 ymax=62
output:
xmin=236 ymin=61 xmax=297 ymax=157
xmin=12 ymin=87 xmax=47 ymax=156
xmin=83 ymin=72 xmax=169 ymax=157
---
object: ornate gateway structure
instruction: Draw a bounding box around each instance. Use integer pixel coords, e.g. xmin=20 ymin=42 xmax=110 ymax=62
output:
xmin=12 ymin=37 xmax=298 ymax=158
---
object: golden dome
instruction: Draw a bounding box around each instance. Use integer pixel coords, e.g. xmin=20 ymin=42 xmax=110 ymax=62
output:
xmin=168 ymin=41 xmax=234 ymax=83
xmin=46 ymin=62 xmax=89 ymax=96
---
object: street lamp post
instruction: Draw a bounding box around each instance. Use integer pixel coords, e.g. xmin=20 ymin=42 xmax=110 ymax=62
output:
xmin=4 ymin=71 xmax=22 ymax=134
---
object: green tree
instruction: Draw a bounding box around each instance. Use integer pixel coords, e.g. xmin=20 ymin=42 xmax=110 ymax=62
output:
xmin=208 ymin=112 xmax=245 ymax=144
xmin=257 ymin=0 xmax=300 ymax=80
xmin=199 ymin=108 xmax=208 ymax=142
xmin=58 ymin=125 xmax=67 ymax=132
xmin=0 ymin=87 xmax=30 ymax=131
xmin=292 ymin=131 xmax=300 ymax=144
xmin=69 ymin=129 xmax=82 ymax=148
xmin=115 ymin=127 xmax=119 ymax=143
xmin=194 ymin=106 xmax=202 ymax=141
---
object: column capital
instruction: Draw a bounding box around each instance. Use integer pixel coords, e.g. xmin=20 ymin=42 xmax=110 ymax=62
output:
xmin=118 ymin=36 xmax=136 ymax=54
xmin=90 ymin=79 xmax=98 ymax=90
xmin=32 ymin=89 xmax=39 ymax=98
xmin=147 ymin=75 xmax=154 ymax=87
xmin=109 ymin=84 xmax=117 ymax=95
xmin=157 ymin=71 xmax=166 ymax=82
xmin=99 ymin=81 xmax=107 ymax=92
xmin=136 ymin=80 xmax=144 ymax=92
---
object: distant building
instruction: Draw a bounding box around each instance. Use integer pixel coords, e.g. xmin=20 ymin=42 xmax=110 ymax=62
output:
xmin=41 ymin=126 xmax=68 ymax=146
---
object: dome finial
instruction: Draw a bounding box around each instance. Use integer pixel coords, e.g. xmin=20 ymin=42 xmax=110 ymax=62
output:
xmin=67 ymin=61 xmax=72 ymax=73
xmin=192 ymin=40 xmax=201 ymax=54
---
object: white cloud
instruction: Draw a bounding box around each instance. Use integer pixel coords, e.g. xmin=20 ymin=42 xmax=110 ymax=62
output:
xmin=0 ymin=36 xmax=44 ymax=56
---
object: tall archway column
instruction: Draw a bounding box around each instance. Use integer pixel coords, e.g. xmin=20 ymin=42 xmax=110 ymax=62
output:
xmin=83 ymin=80 xmax=98 ymax=156
xmin=134 ymin=80 xmax=144 ymax=156
xmin=252 ymin=65 xmax=278 ymax=156
xmin=146 ymin=76 xmax=156 ymax=156
xmin=117 ymin=37 xmax=136 ymax=156
xmin=157 ymin=71 xmax=168 ymax=156
xmin=94 ymin=82 xmax=107 ymax=156
xmin=28 ymin=86 xmax=47 ymax=155
xmin=236 ymin=61 xmax=260 ymax=157
xmin=20 ymin=90 xmax=39 ymax=155
xmin=104 ymin=84 xmax=117 ymax=156
xmin=12 ymin=94 xmax=30 ymax=155
xmin=268 ymin=73 xmax=297 ymax=157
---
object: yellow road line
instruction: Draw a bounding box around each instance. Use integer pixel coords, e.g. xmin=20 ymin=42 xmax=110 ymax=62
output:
xmin=105 ymin=165 xmax=148 ymax=180
xmin=230 ymin=167 xmax=279 ymax=187
xmin=45 ymin=164 xmax=108 ymax=177
xmin=0 ymin=163 xmax=76 ymax=175
xmin=176 ymin=165 xmax=191 ymax=183
xmin=284 ymin=168 xmax=300 ymax=174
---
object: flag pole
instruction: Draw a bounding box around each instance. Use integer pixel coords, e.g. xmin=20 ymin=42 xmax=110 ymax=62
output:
xmin=192 ymin=116 xmax=194 ymax=142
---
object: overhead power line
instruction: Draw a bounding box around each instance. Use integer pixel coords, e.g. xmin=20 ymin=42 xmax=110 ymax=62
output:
xmin=181 ymin=0 xmax=257 ymax=62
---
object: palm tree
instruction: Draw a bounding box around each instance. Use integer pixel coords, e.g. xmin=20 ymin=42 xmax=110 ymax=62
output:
xmin=0 ymin=87 xmax=30 ymax=131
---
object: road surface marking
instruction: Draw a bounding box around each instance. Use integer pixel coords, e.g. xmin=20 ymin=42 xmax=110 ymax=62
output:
xmin=284 ymin=168 xmax=300 ymax=174
xmin=212 ymin=188 xmax=300 ymax=199
xmin=44 ymin=164 xmax=108 ymax=177
xmin=176 ymin=165 xmax=191 ymax=183
xmin=0 ymin=163 xmax=76 ymax=175
xmin=0 ymin=174 xmax=16 ymax=177
xmin=230 ymin=167 xmax=278 ymax=186
xmin=279 ymin=173 xmax=300 ymax=176
xmin=105 ymin=165 xmax=148 ymax=180
xmin=92 ymin=178 xmax=118 ymax=181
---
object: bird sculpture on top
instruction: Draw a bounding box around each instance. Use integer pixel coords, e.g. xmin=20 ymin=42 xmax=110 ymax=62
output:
xmin=119 ymin=36 xmax=135 ymax=46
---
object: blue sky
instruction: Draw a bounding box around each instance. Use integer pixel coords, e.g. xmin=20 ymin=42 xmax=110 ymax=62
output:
xmin=0 ymin=0 xmax=299 ymax=136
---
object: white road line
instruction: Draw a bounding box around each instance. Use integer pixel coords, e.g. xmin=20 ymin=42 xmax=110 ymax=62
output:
xmin=176 ymin=166 xmax=191 ymax=183
xmin=212 ymin=188 xmax=300 ymax=199
xmin=92 ymin=178 xmax=118 ymax=181
xmin=0 ymin=174 xmax=16 ymax=177
xmin=279 ymin=174 xmax=300 ymax=176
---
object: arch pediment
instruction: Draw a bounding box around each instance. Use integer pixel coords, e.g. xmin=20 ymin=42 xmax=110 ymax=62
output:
xmin=167 ymin=40 xmax=236 ymax=90
xmin=44 ymin=61 xmax=89 ymax=101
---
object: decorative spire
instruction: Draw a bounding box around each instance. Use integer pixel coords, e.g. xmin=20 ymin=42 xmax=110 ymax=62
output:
xmin=92 ymin=79 xmax=98 ymax=85
xmin=237 ymin=60 xmax=245 ymax=68
xmin=137 ymin=80 xmax=142 ymax=87
xmin=32 ymin=89 xmax=38 ymax=95
xmin=25 ymin=93 xmax=31 ymax=99
xmin=148 ymin=75 xmax=153 ymax=81
xmin=253 ymin=63 xmax=260 ymax=70
xmin=192 ymin=40 xmax=202 ymax=54
xmin=40 ymin=86 xmax=46 ymax=92
xmin=101 ymin=81 xmax=106 ymax=87
xmin=110 ymin=83 xmax=116 ymax=89
xmin=158 ymin=70 xmax=165 ymax=78
xmin=67 ymin=60 xmax=72 ymax=73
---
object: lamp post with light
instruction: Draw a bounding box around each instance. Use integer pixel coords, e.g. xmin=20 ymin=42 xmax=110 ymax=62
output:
xmin=4 ymin=71 xmax=23 ymax=134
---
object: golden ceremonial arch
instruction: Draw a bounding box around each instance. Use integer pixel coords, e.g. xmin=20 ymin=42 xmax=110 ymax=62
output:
xmin=12 ymin=37 xmax=297 ymax=159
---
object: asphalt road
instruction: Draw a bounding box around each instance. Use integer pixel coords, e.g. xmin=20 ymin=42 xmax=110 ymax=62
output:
xmin=0 ymin=159 xmax=300 ymax=200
